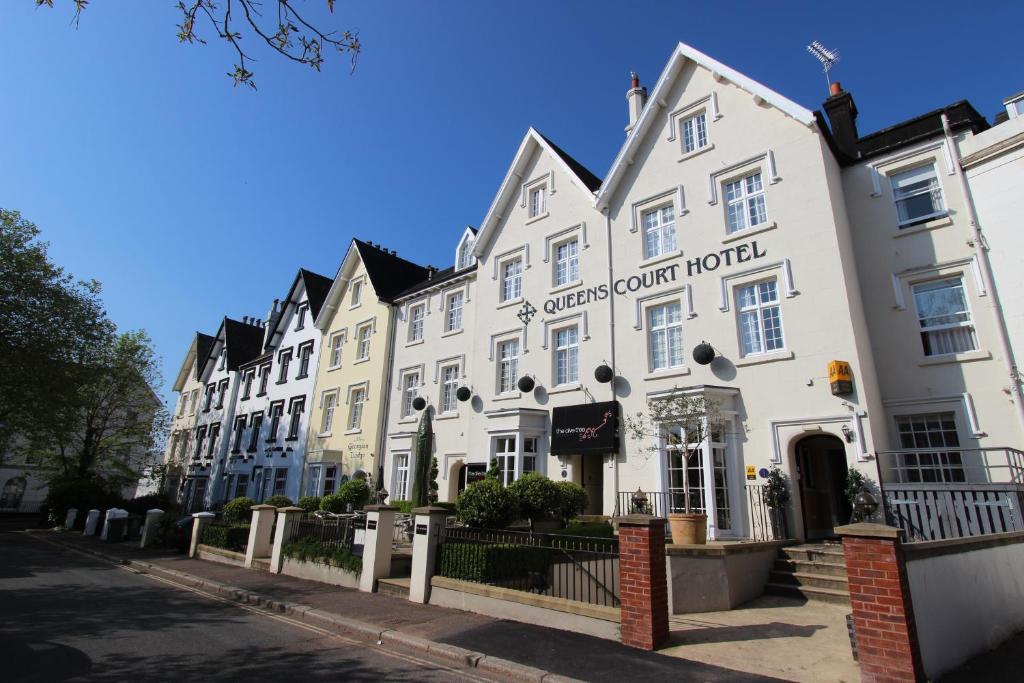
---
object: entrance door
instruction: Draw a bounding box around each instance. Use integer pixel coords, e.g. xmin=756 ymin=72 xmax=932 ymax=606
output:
xmin=796 ymin=435 xmax=850 ymax=539
xmin=580 ymin=455 xmax=603 ymax=515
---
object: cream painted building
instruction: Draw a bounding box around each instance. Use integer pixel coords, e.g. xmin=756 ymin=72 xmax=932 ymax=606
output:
xmin=305 ymin=240 xmax=431 ymax=496
xmin=163 ymin=332 xmax=214 ymax=498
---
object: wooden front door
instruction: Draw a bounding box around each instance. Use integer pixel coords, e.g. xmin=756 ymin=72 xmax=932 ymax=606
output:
xmin=797 ymin=436 xmax=849 ymax=539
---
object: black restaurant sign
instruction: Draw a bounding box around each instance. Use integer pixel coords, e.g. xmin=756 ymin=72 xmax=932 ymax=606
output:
xmin=550 ymin=401 xmax=620 ymax=456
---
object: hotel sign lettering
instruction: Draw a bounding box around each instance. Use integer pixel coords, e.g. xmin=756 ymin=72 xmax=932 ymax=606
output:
xmin=543 ymin=241 xmax=767 ymax=315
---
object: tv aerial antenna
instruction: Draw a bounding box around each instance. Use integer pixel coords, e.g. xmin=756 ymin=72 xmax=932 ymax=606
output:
xmin=806 ymin=41 xmax=840 ymax=92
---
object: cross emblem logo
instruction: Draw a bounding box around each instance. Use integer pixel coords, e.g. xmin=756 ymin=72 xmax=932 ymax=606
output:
xmin=516 ymin=300 xmax=537 ymax=325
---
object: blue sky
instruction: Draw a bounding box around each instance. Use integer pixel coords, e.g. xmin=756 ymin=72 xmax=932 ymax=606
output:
xmin=2 ymin=1 xmax=1020 ymax=408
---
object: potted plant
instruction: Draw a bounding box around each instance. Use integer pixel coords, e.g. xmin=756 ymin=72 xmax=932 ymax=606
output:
xmin=761 ymin=465 xmax=790 ymax=539
xmin=623 ymin=392 xmax=723 ymax=545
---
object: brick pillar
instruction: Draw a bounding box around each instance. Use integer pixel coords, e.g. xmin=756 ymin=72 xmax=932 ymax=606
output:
xmin=616 ymin=514 xmax=669 ymax=650
xmin=835 ymin=523 xmax=924 ymax=683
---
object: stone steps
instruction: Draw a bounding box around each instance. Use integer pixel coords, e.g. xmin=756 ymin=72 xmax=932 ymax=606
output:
xmin=377 ymin=577 xmax=411 ymax=599
xmin=774 ymin=558 xmax=848 ymax=577
xmin=765 ymin=543 xmax=850 ymax=605
xmin=764 ymin=581 xmax=851 ymax=606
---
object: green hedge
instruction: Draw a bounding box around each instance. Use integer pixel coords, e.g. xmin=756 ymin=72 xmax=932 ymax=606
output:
xmin=390 ymin=500 xmax=414 ymax=514
xmin=297 ymin=496 xmax=321 ymax=514
xmin=200 ymin=523 xmax=250 ymax=552
xmin=282 ymin=537 xmax=362 ymax=574
xmin=438 ymin=543 xmax=551 ymax=583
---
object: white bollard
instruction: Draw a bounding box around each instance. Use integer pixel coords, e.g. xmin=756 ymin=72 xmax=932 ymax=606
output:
xmin=189 ymin=512 xmax=215 ymax=558
xmin=64 ymin=508 xmax=78 ymax=530
xmin=408 ymin=507 xmax=449 ymax=604
xmin=101 ymin=508 xmax=128 ymax=541
xmin=83 ymin=509 xmax=101 ymax=536
xmin=139 ymin=509 xmax=165 ymax=549
xmin=359 ymin=505 xmax=397 ymax=593
xmin=244 ymin=505 xmax=278 ymax=568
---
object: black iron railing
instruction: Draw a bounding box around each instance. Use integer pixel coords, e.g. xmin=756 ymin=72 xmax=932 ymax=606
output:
xmin=293 ymin=514 xmax=357 ymax=553
xmin=615 ymin=490 xmax=677 ymax=518
xmin=746 ymin=484 xmax=788 ymax=541
xmin=436 ymin=527 xmax=619 ymax=607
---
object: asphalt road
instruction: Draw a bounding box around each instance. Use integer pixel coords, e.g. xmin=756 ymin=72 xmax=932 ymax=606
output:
xmin=0 ymin=532 xmax=495 ymax=682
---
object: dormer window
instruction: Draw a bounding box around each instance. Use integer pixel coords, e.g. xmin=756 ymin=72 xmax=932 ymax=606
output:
xmin=218 ymin=347 xmax=226 ymax=371
xmin=458 ymin=239 xmax=474 ymax=270
xmin=529 ymin=185 xmax=547 ymax=218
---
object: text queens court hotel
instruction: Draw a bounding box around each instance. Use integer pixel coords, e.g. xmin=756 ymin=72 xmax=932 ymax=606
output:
xmin=380 ymin=42 xmax=1022 ymax=541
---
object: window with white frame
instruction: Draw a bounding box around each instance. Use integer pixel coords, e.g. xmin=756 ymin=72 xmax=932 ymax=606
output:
xmin=724 ymin=172 xmax=767 ymax=234
xmin=497 ymin=339 xmax=519 ymax=394
xmin=296 ymin=342 xmax=313 ymax=378
xmin=323 ymin=465 xmax=338 ymax=495
xmin=207 ymin=424 xmax=220 ymax=459
xmin=267 ymin=402 xmax=284 ymax=442
xmin=393 ymin=454 xmax=410 ymax=500
xmin=356 ymin=324 xmax=372 ymax=360
xmin=278 ymin=350 xmax=292 ymax=383
xmin=495 ymin=436 xmax=517 ymax=486
xmin=554 ymin=238 xmax=579 ymax=286
xmin=681 ymin=111 xmax=708 ymax=154
xmin=912 ymin=277 xmax=977 ymax=356
xmin=737 ymin=279 xmax=784 ymax=356
xmin=501 ymin=258 xmax=522 ymax=302
xmin=648 ymin=302 xmax=684 ymax=371
xmin=401 ymin=372 xmax=419 ymax=418
xmin=522 ymin=437 xmax=537 ymax=475
xmin=295 ymin=303 xmax=308 ymax=331
xmin=664 ymin=423 xmax=731 ymax=531
xmin=408 ymin=304 xmax=425 ymax=342
xmin=351 ymin=280 xmax=362 ymax=307
xmin=241 ymin=369 xmax=254 ymax=400
xmin=895 ymin=412 xmax=965 ymax=483
xmin=529 ymin=184 xmax=546 ymax=218
xmin=891 ymin=164 xmax=946 ymax=227
xmin=287 ymin=397 xmax=304 ymax=440
xmin=553 ymin=326 xmax=579 ymax=385
xmin=189 ymin=389 xmax=199 ymax=414
xmin=273 ymin=468 xmax=288 ymax=496
xmin=328 ymin=332 xmax=344 ymax=368
xmin=320 ymin=391 xmax=338 ymax=435
xmin=247 ymin=413 xmax=263 ymax=451
xmin=177 ymin=395 xmax=187 ymax=417
xmin=348 ymin=386 xmax=366 ymax=430
xmin=306 ymin=465 xmax=322 ymax=497
xmin=458 ymin=239 xmax=474 ymax=269
xmin=642 ymin=205 xmax=676 ymax=259
xmin=445 ymin=291 xmax=463 ymax=332
xmin=440 ymin=364 xmax=459 ymax=413
xmin=258 ymin=363 xmax=271 ymax=395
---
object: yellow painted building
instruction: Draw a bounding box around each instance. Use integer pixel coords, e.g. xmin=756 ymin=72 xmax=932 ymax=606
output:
xmin=303 ymin=239 xmax=431 ymax=496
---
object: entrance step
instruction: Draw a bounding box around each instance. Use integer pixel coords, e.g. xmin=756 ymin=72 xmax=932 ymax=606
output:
xmin=765 ymin=543 xmax=849 ymax=605
xmin=250 ymin=557 xmax=272 ymax=571
xmin=377 ymin=577 xmax=410 ymax=599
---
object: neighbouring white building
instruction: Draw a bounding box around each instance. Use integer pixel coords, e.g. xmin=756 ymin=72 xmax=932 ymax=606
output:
xmin=163 ymin=332 xmax=214 ymax=500
xmin=380 ymin=42 xmax=1024 ymax=542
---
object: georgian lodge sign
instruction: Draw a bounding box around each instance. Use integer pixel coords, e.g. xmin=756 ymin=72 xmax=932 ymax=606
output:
xmin=544 ymin=240 xmax=767 ymax=314
xmin=550 ymin=401 xmax=620 ymax=455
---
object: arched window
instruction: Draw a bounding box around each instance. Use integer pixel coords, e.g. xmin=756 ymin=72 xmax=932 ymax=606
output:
xmin=0 ymin=477 xmax=27 ymax=510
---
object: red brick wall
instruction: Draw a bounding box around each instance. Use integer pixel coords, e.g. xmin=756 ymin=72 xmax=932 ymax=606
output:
xmin=843 ymin=535 xmax=924 ymax=682
xmin=618 ymin=520 xmax=669 ymax=650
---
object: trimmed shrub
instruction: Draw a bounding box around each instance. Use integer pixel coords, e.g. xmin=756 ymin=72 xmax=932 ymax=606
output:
xmin=438 ymin=543 xmax=551 ymax=583
xmin=390 ymin=500 xmax=414 ymax=514
xmin=320 ymin=480 xmax=370 ymax=514
xmin=221 ymin=496 xmax=256 ymax=523
xmin=296 ymin=496 xmax=321 ymax=514
xmin=456 ymin=478 xmax=518 ymax=529
xmin=551 ymin=521 xmax=614 ymax=538
xmin=508 ymin=473 xmax=561 ymax=522
xmin=282 ymin=537 xmax=362 ymax=573
xmin=263 ymin=495 xmax=293 ymax=508
xmin=123 ymin=493 xmax=178 ymax=516
xmin=44 ymin=478 xmax=123 ymax=523
xmin=200 ymin=523 xmax=250 ymax=552
xmin=555 ymin=481 xmax=588 ymax=522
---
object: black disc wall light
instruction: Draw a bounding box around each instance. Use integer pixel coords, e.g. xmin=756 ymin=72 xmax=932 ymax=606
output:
xmin=692 ymin=341 xmax=716 ymax=365
xmin=412 ymin=396 xmax=427 ymax=411
xmin=594 ymin=364 xmax=614 ymax=384
xmin=456 ymin=386 xmax=472 ymax=402
xmin=516 ymin=376 xmax=536 ymax=393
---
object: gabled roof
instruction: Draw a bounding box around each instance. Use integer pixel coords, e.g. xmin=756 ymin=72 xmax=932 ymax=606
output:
xmin=595 ymin=41 xmax=816 ymax=211
xmin=202 ymin=317 xmax=265 ymax=376
xmin=173 ymin=333 xmax=211 ymax=391
xmin=473 ymin=127 xmax=603 ymax=257
xmin=263 ymin=268 xmax=333 ymax=351
xmin=191 ymin=332 xmax=216 ymax=383
xmin=393 ymin=262 xmax=477 ymax=301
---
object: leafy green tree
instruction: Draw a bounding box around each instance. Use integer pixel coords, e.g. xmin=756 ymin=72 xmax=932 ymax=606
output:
xmin=36 ymin=0 xmax=361 ymax=90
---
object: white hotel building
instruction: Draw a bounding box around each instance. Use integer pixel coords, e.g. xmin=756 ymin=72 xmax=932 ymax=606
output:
xmin=381 ymin=42 xmax=1024 ymax=541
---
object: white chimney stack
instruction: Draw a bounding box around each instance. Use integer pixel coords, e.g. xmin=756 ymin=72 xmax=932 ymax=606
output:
xmin=625 ymin=72 xmax=647 ymax=135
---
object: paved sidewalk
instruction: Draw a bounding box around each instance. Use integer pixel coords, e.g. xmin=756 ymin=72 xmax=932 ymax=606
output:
xmin=34 ymin=531 xmax=786 ymax=682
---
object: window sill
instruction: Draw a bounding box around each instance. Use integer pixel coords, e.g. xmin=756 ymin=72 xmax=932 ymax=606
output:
xmin=285 ymin=437 xmax=299 ymax=442
xmin=722 ymin=221 xmax=777 ymax=244
xmin=275 ymin=380 xmax=287 ymax=386
xmin=348 ymin=303 xmax=362 ymax=310
xmin=894 ymin=215 xmax=953 ymax=238
xmin=398 ymin=417 xmax=418 ymax=424
xmin=918 ymin=349 xmax=991 ymax=366
xmin=492 ymin=392 xmax=522 ymax=402
xmin=643 ymin=366 xmax=692 ymax=381
xmin=296 ymin=374 xmax=309 ymax=380
xmin=240 ymin=397 xmax=250 ymax=402
xmin=435 ymin=412 xmax=460 ymax=421
xmin=327 ymin=364 xmax=343 ymax=372
xmin=525 ymin=212 xmax=549 ymax=225
xmin=497 ymin=297 xmax=524 ymax=310
xmin=255 ymin=392 xmax=266 ymax=398
xmin=353 ymin=357 xmax=370 ymax=365
xmin=441 ymin=328 xmax=464 ymax=338
xmin=677 ymin=142 xmax=715 ymax=164
xmin=547 ymin=383 xmax=582 ymax=395
xmin=405 ymin=339 xmax=425 ymax=347
xmin=549 ymin=280 xmax=583 ymax=296
xmin=640 ymin=250 xmax=684 ymax=269
xmin=344 ymin=428 xmax=363 ymax=435
xmin=735 ymin=350 xmax=794 ymax=367
xmin=317 ymin=432 xmax=332 ymax=438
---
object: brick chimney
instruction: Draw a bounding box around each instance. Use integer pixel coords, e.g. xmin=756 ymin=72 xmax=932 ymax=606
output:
xmin=823 ymin=82 xmax=860 ymax=160
xmin=626 ymin=72 xmax=647 ymax=135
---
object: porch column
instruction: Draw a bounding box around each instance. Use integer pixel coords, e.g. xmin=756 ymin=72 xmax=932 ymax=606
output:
xmin=700 ymin=427 xmax=718 ymax=541
xmin=408 ymin=506 xmax=448 ymax=604
xmin=836 ymin=523 xmax=924 ymax=682
xmin=189 ymin=512 xmax=215 ymax=558
xmin=359 ymin=505 xmax=397 ymax=593
xmin=617 ymin=514 xmax=669 ymax=650
xmin=245 ymin=504 xmax=277 ymax=568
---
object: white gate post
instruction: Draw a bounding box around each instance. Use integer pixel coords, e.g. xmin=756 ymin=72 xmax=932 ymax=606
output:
xmin=408 ymin=506 xmax=449 ymax=604
xmin=270 ymin=506 xmax=305 ymax=574
xmin=189 ymin=512 xmax=215 ymax=557
xmin=245 ymin=504 xmax=277 ymax=568
xmin=359 ymin=505 xmax=397 ymax=593
xmin=83 ymin=509 xmax=101 ymax=536
xmin=139 ymin=509 xmax=165 ymax=549
xmin=64 ymin=508 xmax=78 ymax=530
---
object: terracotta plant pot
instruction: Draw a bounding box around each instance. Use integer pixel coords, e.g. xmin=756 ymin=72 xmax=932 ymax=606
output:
xmin=668 ymin=512 xmax=707 ymax=545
